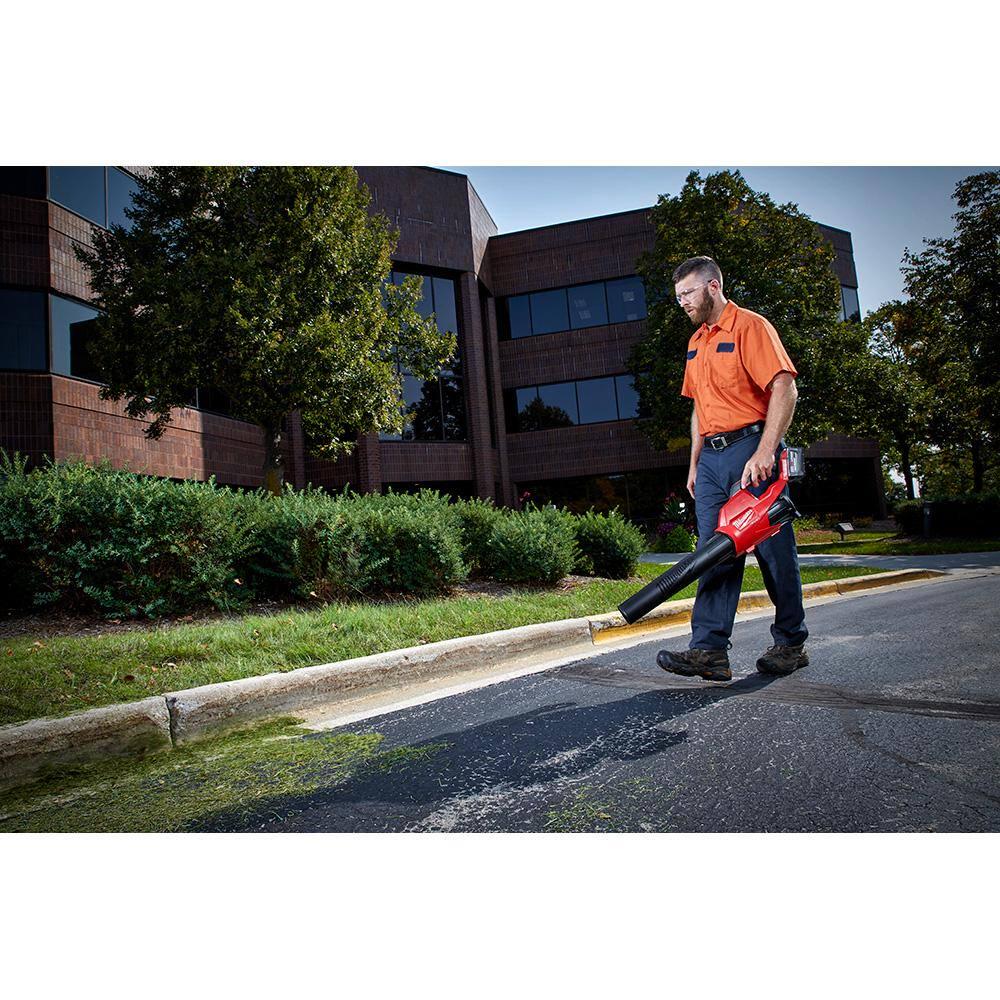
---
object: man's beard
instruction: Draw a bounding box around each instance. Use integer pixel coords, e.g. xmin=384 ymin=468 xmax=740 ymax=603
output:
xmin=687 ymin=290 xmax=714 ymax=326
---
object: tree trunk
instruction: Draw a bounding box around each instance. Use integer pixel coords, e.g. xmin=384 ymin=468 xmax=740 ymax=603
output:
xmin=262 ymin=426 xmax=284 ymax=496
xmin=899 ymin=440 xmax=916 ymax=499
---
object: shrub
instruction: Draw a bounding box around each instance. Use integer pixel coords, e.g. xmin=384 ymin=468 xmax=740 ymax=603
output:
xmin=896 ymin=492 xmax=1000 ymax=537
xmin=657 ymin=525 xmax=696 ymax=553
xmin=483 ymin=507 xmax=578 ymax=584
xmin=325 ymin=498 xmax=467 ymax=597
xmin=0 ymin=456 xmax=249 ymax=617
xmin=452 ymin=497 xmax=503 ymax=572
xmin=572 ymin=509 xmax=644 ymax=578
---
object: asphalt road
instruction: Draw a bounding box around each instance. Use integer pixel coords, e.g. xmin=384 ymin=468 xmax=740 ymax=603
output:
xmin=200 ymin=572 xmax=1000 ymax=833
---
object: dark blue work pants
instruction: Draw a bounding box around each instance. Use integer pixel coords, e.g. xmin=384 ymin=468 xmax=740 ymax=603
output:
xmin=690 ymin=431 xmax=808 ymax=651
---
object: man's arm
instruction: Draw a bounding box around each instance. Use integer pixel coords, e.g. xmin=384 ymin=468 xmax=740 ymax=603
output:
xmin=687 ymin=407 xmax=703 ymax=498
xmin=741 ymin=372 xmax=798 ymax=488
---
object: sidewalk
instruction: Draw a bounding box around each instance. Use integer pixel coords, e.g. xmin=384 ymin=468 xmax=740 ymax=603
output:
xmin=642 ymin=550 xmax=1000 ymax=571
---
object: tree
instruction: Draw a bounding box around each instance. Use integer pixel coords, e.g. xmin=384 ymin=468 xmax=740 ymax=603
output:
xmin=76 ymin=167 xmax=453 ymax=493
xmin=854 ymin=301 xmax=936 ymax=499
xmin=633 ymin=170 xmax=853 ymax=451
xmin=901 ymin=170 xmax=1000 ymax=491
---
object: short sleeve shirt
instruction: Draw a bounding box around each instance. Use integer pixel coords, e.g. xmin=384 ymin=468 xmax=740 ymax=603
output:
xmin=680 ymin=300 xmax=798 ymax=437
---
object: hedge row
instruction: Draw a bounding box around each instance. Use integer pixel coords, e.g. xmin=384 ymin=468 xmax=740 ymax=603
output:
xmin=0 ymin=455 xmax=646 ymax=617
xmin=895 ymin=493 xmax=1000 ymax=537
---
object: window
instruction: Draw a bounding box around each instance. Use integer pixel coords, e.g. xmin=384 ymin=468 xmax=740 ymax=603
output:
xmin=507 ymin=373 xmax=646 ymax=431
xmin=538 ymin=382 xmax=578 ymax=424
xmin=50 ymin=295 xmax=103 ymax=381
xmin=48 ymin=167 xmax=140 ymax=229
xmin=0 ymin=290 xmax=47 ymax=370
xmin=107 ymin=168 xmax=140 ymax=230
xmin=498 ymin=276 xmax=647 ymax=339
xmin=568 ymin=283 xmax=608 ymax=329
xmin=841 ymin=285 xmax=860 ymax=323
xmin=576 ymin=376 xmax=617 ymax=423
xmin=529 ymin=288 xmax=569 ymax=335
xmin=606 ymin=276 xmax=646 ymax=323
xmin=49 ymin=167 xmax=106 ymax=227
xmin=505 ymin=295 xmax=532 ymax=339
xmin=380 ymin=269 xmax=467 ymax=442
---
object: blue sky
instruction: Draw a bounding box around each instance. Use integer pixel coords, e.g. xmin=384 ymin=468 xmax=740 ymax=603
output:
xmin=445 ymin=166 xmax=997 ymax=318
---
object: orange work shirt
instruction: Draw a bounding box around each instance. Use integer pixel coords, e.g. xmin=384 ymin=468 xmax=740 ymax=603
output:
xmin=680 ymin=300 xmax=798 ymax=437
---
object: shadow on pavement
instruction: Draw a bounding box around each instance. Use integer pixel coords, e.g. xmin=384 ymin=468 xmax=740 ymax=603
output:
xmin=194 ymin=670 xmax=781 ymax=832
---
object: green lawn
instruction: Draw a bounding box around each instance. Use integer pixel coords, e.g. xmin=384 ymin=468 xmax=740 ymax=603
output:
xmin=0 ymin=562 xmax=882 ymax=727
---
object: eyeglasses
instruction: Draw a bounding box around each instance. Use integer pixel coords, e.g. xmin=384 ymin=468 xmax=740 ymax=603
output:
xmin=675 ymin=281 xmax=712 ymax=304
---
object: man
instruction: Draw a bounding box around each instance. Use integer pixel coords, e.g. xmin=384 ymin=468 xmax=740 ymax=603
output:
xmin=657 ymin=256 xmax=808 ymax=683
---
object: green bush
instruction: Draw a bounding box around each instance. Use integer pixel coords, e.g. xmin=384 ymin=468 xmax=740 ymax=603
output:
xmin=572 ymin=509 xmax=644 ymax=578
xmin=895 ymin=492 xmax=1000 ymax=537
xmin=0 ymin=456 xmax=249 ymax=617
xmin=452 ymin=497 xmax=504 ymax=572
xmin=325 ymin=498 xmax=467 ymax=597
xmin=484 ymin=507 xmax=578 ymax=584
xmin=650 ymin=525 xmax=696 ymax=553
xmin=794 ymin=515 xmax=823 ymax=532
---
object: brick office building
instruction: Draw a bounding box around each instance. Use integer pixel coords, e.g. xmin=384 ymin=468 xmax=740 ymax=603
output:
xmin=0 ymin=165 xmax=883 ymax=520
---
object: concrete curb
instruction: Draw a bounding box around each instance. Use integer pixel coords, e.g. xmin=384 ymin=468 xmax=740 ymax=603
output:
xmin=0 ymin=697 xmax=172 ymax=790
xmin=0 ymin=567 xmax=948 ymax=790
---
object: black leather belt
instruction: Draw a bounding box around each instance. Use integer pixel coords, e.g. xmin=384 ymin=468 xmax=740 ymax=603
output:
xmin=704 ymin=421 xmax=764 ymax=451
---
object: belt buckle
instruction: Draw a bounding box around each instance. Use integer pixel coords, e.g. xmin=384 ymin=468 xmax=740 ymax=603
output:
xmin=712 ymin=434 xmax=727 ymax=450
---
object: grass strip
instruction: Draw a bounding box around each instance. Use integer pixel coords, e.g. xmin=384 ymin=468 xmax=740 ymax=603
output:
xmin=1 ymin=563 xmax=882 ymax=726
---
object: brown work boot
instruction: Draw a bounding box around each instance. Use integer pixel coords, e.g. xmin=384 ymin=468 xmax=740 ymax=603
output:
xmin=656 ymin=647 xmax=732 ymax=682
xmin=756 ymin=644 xmax=809 ymax=676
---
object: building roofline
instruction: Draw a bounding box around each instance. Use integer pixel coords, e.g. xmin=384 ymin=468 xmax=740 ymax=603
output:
xmin=490 ymin=205 xmax=652 ymax=239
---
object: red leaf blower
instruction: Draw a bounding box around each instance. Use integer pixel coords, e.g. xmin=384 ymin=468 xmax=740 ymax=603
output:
xmin=618 ymin=447 xmax=805 ymax=625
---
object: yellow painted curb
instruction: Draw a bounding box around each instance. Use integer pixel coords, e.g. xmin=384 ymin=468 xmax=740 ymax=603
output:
xmin=589 ymin=568 xmax=947 ymax=644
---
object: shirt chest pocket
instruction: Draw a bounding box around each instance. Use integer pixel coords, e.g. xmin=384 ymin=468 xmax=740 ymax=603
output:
xmin=710 ymin=341 xmax=742 ymax=387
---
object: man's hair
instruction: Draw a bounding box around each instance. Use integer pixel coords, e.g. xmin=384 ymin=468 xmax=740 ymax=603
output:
xmin=672 ymin=256 xmax=723 ymax=287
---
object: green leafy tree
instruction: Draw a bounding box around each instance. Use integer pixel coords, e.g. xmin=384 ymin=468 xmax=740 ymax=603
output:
xmin=76 ymin=166 xmax=454 ymax=493
xmin=853 ymin=301 xmax=936 ymax=499
xmin=901 ymin=170 xmax=1000 ymax=491
xmin=634 ymin=170 xmax=850 ymax=450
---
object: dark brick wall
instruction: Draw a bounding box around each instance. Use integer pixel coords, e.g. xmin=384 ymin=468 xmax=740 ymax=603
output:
xmin=50 ymin=376 xmax=268 ymax=487
xmin=48 ymin=203 xmax=97 ymax=301
xmin=356 ymin=166 xmax=495 ymax=275
xmin=487 ymin=209 xmax=653 ymax=297
xmin=0 ymin=373 xmax=53 ymax=466
xmin=0 ymin=195 xmax=49 ymax=289
xmin=498 ymin=322 xmax=643 ymax=388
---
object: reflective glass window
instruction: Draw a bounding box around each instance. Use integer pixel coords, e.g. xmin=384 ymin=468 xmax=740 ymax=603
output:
xmin=615 ymin=375 xmax=640 ymax=419
xmin=108 ymin=168 xmax=139 ymax=230
xmin=577 ymin=376 xmax=617 ymax=424
xmin=529 ymin=289 xmax=569 ymax=335
xmin=49 ymin=167 xmax=106 ymax=226
xmin=606 ymin=276 xmax=647 ymax=323
xmin=538 ymin=381 xmax=578 ymax=424
xmin=440 ymin=365 xmax=466 ymax=441
xmin=841 ymin=285 xmax=860 ymax=322
xmin=506 ymin=295 xmax=532 ymax=339
xmin=50 ymin=295 xmax=103 ymax=381
xmin=568 ymin=283 xmax=608 ymax=329
xmin=432 ymin=276 xmax=458 ymax=335
xmin=0 ymin=290 xmax=47 ymax=370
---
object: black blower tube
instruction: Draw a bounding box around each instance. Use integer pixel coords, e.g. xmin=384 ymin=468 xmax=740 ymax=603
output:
xmin=617 ymin=494 xmax=799 ymax=626
xmin=618 ymin=532 xmax=735 ymax=625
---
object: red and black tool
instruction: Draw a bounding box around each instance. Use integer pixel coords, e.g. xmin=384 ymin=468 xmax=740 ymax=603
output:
xmin=618 ymin=447 xmax=804 ymax=625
